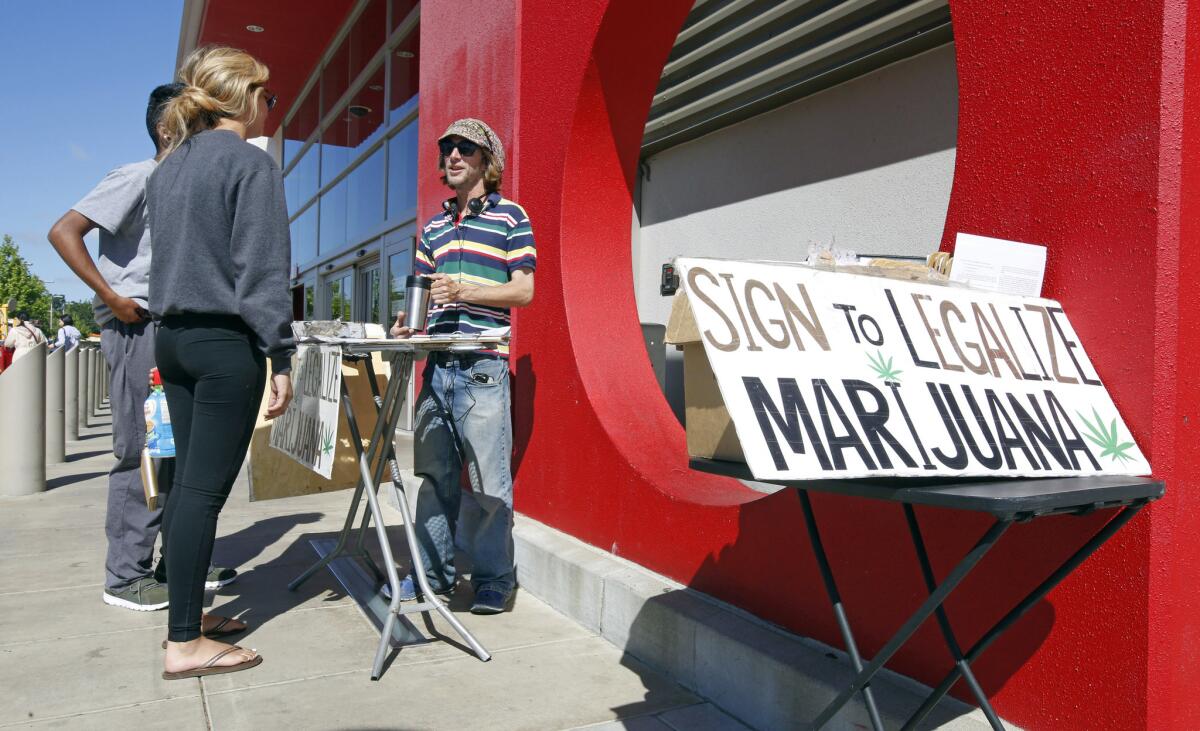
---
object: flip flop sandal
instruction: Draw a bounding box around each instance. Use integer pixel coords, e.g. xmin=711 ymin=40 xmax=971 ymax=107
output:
xmin=161 ymin=617 xmax=247 ymax=649
xmin=162 ymin=646 xmax=262 ymax=680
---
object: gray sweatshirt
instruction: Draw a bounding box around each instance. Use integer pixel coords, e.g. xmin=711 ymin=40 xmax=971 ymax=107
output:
xmin=147 ymin=129 xmax=294 ymax=373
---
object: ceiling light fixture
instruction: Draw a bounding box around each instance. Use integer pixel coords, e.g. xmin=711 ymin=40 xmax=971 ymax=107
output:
xmin=246 ymin=24 xmax=265 ymax=32
xmin=348 ymin=105 xmax=372 ymax=118
xmin=395 ymin=50 xmax=415 ymax=58
xmin=368 ymin=84 xmax=384 ymax=91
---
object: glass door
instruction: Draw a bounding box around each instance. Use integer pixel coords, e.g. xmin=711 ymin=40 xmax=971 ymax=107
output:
xmin=357 ymin=260 xmax=382 ymax=327
xmin=326 ymin=268 xmax=354 ymax=321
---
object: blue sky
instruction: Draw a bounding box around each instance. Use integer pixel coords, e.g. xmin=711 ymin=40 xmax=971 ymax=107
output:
xmin=0 ymin=1 xmax=183 ymax=302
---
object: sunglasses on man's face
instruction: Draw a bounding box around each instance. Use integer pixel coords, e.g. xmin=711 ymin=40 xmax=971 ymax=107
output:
xmin=438 ymin=139 xmax=479 ymax=157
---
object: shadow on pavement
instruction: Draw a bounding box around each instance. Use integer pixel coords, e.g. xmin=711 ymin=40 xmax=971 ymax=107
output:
xmin=46 ymin=471 xmax=108 ymax=490
xmin=202 ymin=513 xmax=350 ymax=638
xmin=66 ymin=450 xmax=110 ymax=462
xmin=71 ymin=431 xmax=112 ymax=441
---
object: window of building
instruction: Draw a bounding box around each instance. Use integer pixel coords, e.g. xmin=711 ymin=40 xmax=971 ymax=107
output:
xmin=320 ymin=111 xmax=351 ymax=187
xmin=347 ymin=65 xmax=387 ymax=159
xmin=283 ymin=84 xmax=320 ymax=169
xmin=346 ymin=0 xmax=387 ymax=87
xmin=318 ymin=23 xmax=351 ymax=124
xmin=390 ymin=0 xmax=418 ymax=31
xmin=387 ymin=248 xmax=411 ymax=321
xmin=284 ymin=0 xmax=420 ymax=287
xmin=347 ymin=146 xmax=386 ymax=245
xmin=290 ymin=204 xmax=318 ymax=267
xmin=387 ymin=122 xmax=419 ymax=222
xmin=389 ymin=31 xmax=419 ymax=122
xmin=321 ymin=1 xmax=386 ymax=185
xmin=285 ymin=145 xmax=320 ymax=215
xmin=319 ymin=177 xmax=347 ymax=255
xmin=326 ymin=270 xmax=354 ymax=321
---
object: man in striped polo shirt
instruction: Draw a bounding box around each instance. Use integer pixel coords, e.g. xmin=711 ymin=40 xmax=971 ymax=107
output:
xmin=390 ymin=118 xmax=535 ymax=614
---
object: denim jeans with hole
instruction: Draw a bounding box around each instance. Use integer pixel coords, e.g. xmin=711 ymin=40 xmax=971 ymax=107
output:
xmin=412 ymin=352 xmax=515 ymax=595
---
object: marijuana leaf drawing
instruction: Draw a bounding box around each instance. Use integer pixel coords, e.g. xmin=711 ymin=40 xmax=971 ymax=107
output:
xmin=866 ymin=350 xmax=903 ymax=383
xmin=321 ymin=425 xmax=335 ymax=458
xmin=1076 ymin=407 xmax=1136 ymax=464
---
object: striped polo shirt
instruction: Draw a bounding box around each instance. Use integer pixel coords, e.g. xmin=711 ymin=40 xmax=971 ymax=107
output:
xmin=415 ymin=192 xmax=536 ymax=357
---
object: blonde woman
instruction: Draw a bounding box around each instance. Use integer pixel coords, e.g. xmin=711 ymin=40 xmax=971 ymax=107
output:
xmin=146 ymin=46 xmax=294 ymax=680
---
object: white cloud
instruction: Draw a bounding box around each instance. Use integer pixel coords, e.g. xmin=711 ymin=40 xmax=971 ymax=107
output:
xmin=69 ymin=143 xmax=90 ymax=161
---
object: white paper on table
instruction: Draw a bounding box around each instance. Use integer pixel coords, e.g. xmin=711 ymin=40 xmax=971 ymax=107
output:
xmin=950 ymin=232 xmax=1047 ymax=297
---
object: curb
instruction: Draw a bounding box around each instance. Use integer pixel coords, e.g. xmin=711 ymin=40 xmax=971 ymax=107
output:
xmin=513 ymin=515 xmax=1011 ymax=731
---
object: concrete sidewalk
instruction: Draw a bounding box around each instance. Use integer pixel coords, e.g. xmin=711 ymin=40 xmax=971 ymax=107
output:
xmin=0 ymin=410 xmax=741 ymax=731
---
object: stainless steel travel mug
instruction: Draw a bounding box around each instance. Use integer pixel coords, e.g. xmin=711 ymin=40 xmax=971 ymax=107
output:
xmin=404 ymin=275 xmax=432 ymax=331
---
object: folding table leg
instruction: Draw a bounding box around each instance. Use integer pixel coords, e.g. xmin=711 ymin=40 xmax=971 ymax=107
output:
xmin=288 ymin=355 xmax=404 ymax=593
xmin=903 ymin=505 xmax=1004 ymax=730
xmin=808 ymin=518 xmax=1011 ymax=730
xmin=353 ymin=361 xmax=390 ymax=559
xmin=797 ymin=489 xmax=885 ymax=731
xmin=360 ymin=357 xmax=491 ymax=664
xmin=901 ymin=502 xmax=1147 ymax=731
xmin=353 ymin=498 xmax=388 ymax=584
xmin=338 ymin=373 xmax=413 ymax=679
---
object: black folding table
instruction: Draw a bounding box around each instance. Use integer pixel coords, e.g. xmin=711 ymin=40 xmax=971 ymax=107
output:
xmin=690 ymin=457 xmax=1164 ymax=730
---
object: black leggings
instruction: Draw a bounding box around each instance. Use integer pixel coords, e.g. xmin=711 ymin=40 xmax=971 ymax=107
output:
xmin=156 ymin=315 xmax=266 ymax=642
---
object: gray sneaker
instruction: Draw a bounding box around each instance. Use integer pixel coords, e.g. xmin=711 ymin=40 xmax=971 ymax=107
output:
xmin=205 ymin=566 xmax=238 ymax=590
xmin=103 ymin=577 xmax=169 ymax=611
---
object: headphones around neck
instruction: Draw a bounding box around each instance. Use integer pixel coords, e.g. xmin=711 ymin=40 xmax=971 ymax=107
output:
xmin=443 ymin=195 xmax=488 ymax=219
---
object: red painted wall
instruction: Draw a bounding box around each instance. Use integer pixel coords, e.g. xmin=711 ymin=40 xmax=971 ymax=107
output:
xmin=418 ymin=2 xmax=1198 ymax=728
xmin=1147 ymin=2 xmax=1200 ymax=728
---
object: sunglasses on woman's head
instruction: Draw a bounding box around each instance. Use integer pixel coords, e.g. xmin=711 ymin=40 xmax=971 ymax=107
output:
xmin=438 ymin=139 xmax=479 ymax=157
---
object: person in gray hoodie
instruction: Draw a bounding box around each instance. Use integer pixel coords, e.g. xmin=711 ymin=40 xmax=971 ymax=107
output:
xmin=146 ymin=46 xmax=294 ymax=681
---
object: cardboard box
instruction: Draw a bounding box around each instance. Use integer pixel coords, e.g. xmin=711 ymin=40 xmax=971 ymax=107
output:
xmin=665 ymin=292 xmax=745 ymax=463
xmin=247 ymin=354 xmax=392 ymax=501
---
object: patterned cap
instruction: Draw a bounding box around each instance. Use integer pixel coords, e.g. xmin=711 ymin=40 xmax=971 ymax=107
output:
xmin=438 ymin=118 xmax=505 ymax=172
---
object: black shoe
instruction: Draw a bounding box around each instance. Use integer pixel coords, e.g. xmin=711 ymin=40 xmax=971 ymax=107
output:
xmin=470 ymin=588 xmax=510 ymax=615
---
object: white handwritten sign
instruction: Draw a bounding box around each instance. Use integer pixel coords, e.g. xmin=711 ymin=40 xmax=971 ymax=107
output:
xmin=677 ymin=257 xmax=1150 ymax=481
xmin=269 ymin=344 xmax=342 ymax=478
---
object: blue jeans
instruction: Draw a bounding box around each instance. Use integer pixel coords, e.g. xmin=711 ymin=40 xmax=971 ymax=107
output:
xmin=412 ymin=352 xmax=515 ymax=594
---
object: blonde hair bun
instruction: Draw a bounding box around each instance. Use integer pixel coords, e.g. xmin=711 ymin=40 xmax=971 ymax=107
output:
xmin=179 ymin=85 xmax=221 ymax=112
xmin=160 ymin=46 xmax=270 ymax=156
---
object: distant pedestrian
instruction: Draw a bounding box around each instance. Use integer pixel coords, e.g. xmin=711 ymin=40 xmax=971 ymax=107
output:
xmin=4 ymin=311 xmax=47 ymax=360
xmin=52 ymin=315 xmax=81 ymax=351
